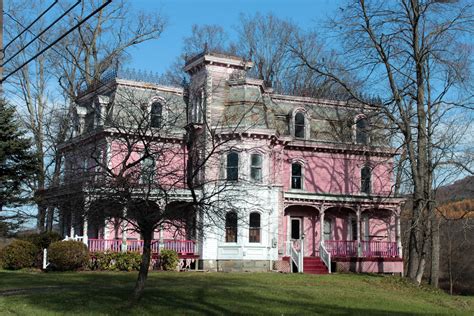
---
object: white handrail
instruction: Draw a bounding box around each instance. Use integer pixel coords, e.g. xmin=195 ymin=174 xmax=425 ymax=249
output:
xmin=319 ymin=241 xmax=331 ymax=274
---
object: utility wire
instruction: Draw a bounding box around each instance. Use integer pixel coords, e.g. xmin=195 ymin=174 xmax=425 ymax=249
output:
xmin=3 ymin=0 xmax=59 ymax=51
xmin=2 ymin=0 xmax=112 ymax=83
xmin=2 ymin=0 xmax=81 ymax=68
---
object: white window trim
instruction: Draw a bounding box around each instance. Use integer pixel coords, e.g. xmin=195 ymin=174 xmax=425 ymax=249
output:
xmin=290 ymin=108 xmax=310 ymax=140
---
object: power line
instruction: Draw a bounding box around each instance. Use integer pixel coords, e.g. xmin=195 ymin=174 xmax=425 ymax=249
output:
xmin=1 ymin=0 xmax=112 ymax=83
xmin=2 ymin=0 xmax=81 ymax=68
xmin=3 ymin=0 xmax=59 ymax=51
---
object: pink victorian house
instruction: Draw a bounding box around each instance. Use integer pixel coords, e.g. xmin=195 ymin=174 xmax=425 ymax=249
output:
xmin=45 ymin=52 xmax=404 ymax=274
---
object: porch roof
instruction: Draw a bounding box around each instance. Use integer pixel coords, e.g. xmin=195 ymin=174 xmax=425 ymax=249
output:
xmin=284 ymin=191 xmax=404 ymax=210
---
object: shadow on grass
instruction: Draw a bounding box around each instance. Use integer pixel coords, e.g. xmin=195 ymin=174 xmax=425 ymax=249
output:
xmin=0 ymin=271 xmax=468 ymax=315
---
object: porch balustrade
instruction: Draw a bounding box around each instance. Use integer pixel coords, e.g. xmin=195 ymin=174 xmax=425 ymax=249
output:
xmin=87 ymin=239 xmax=196 ymax=255
xmin=324 ymin=240 xmax=399 ymax=258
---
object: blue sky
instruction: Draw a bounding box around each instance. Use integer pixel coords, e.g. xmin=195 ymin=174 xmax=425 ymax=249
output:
xmin=128 ymin=0 xmax=342 ymax=74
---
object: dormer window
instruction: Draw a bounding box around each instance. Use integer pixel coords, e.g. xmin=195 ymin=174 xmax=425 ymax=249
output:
xmin=294 ymin=112 xmax=305 ymax=139
xmin=151 ymin=101 xmax=163 ymax=128
xmin=355 ymin=116 xmax=369 ymax=145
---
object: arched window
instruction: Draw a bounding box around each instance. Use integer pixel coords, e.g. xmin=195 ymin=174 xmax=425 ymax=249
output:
xmin=141 ymin=156 xmax=155 ymax=184
xmin=226 ymin=152 xmax=239 ymax=181
xmin=294 ymin=112 xmax=305 ymax=138
xmin=361 ymin=166 xmax=371 ymax=194
xmin=356 ymin=117 xmax=369 ymax=145
xmin=250 ymin=153 xmax=263 ymax=182
xmin=150 ymin=101 xmax=163 ymax=128
xmin=291 ymin=163 xmax=302 ymax=189
xmin=249 ymin=212 xmax=261 ymax=243
xmin=225 ymin=211 xmax=238 ymax=242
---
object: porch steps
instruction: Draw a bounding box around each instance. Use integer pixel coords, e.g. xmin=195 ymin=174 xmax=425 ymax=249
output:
xmin=303 ymin=257 xmax=329 ymax=274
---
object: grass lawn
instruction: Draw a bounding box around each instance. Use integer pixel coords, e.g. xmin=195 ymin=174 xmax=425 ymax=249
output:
xmin=0 ymin=270 xmax=473 ymax=315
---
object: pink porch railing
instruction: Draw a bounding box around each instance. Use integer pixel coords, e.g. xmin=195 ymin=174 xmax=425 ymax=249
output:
xmin=87 ymin=239 xmax=196 ymax=255
xmin=361 ymin=241 xmax=399 ymax=258
xmin=324 ymin=240 xmax=399 ymax=258
xmin=325 ymin=240 xmax=358 ymax=257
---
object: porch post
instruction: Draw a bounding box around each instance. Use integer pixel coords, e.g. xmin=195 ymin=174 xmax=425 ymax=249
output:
xmin=83 ymin=215 xmax=88 ymax=246
xmin=121 ymin=207 xmax=127 ymax=252
xmin=70 ymin=212 xmax=75 ymax=238
xmin=396 ymin=207 xmax=403 ymax=258
xmin=356 ymin=205 xmax=361 ymax=257
xmin=319 ymin=207 xmax=325 ymax=245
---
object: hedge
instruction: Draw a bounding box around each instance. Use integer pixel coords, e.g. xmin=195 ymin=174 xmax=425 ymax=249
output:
xmin=0 ymin=239 xmax=38 ymax=270
xmin=48 ymin=240 xmax=89 ymax=271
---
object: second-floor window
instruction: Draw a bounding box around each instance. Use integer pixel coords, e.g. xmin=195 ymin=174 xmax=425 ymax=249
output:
xmin=226 ymin=152 xmax=239 ymax=181
xmin=250 ymin=154 xmax=262 ymax=182
xmin=361 ymin=166 xmax=371 ymax=194
xmin=291 ymin=163 xmax=302 ymax=189
xmin=151 ymin=102 xmax=163 ymax=128
xmin=295 ymin=112 xmax=305 ymax=138
xmin=141 ymin=156 xmax=155 ymax=184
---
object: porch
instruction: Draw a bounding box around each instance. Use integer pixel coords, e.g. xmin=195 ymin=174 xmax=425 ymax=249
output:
xmin=87 ymin=238 xmax=198 ymax=257
xmin=282 ymin=193 xmax=404 ymax=274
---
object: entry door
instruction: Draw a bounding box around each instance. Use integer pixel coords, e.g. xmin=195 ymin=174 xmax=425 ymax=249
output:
xmin=291 ymin=218 xmax=302 ymax=240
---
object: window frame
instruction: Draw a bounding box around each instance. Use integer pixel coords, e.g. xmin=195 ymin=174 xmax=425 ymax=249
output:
xmin=361 ymin=165 xmax=372 ymax=194
xmin=150 ymin=101 xmax=163 ymax=128
xmin=291 ymin=162 xmax=303 ymax=190
xmin=249 ymin=212 xmax=261 ymax=243
xmin=225 ymin=211 xmax=238 ymax=243
xmin=294 ymin=112 xmax=306 ymax=139
xmin=250 ymin=153 xmax=263 ymax=183
xmin=226 ymin=152 xmax=239 ymax=181
xmin=354 ymin=115 xmax=369 ymax=145
xmin=140 ymin=155 xmax=156 ymax=184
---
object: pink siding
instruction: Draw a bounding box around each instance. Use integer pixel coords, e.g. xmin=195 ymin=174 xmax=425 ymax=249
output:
xmin=282 ymin=150 xmax=393 ymax=195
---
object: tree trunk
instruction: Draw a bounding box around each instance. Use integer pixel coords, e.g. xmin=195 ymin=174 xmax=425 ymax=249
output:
xmin=132 ymin=230 xmax=153 ymax=302
xmin=46 ymin=207 xmax=55 ymax=232
xmin=429 ymin=213 xmax=440 ymax=287
xmin=37 ymin=203 xmax=47 ymax=232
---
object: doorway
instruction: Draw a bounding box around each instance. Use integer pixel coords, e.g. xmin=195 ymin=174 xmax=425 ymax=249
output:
xmin=291 ymin=218 xmax=302 ymax=240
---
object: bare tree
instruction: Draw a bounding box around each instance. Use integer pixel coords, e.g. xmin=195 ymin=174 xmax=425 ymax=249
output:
xmin=290 ymin=0 xmax=474 ymax=284
xmin=3 ymin=0 xmax=166 ymax=232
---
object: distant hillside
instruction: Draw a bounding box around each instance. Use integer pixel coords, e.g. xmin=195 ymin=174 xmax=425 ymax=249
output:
xmin=436 ymin=176 xmax=474 ymax=203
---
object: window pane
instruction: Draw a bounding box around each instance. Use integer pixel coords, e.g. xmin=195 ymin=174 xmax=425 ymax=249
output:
xmin=291 ymin=163 xmax=302 ymax=189
xmin=141 ymin=157 xmax=155 ymax=183
xmin=361 ymin=167 xmax=371 ymax=194
xmin=249 ymin=213 xmax=261 ymax=243
xmin=295 ymin=112 xmax=305 ymax=138
xmin=250 ymin=154 xmax=262 ymax=182
xmin=151 ymin=102 xmax=162 ymax=128
xmin=227 ymin=153 xmax=239 ymax=181
xmin=356 ymin=118 xmax=369 ymax=144
xmin=225 ymin=211 xmax=238 ymax=242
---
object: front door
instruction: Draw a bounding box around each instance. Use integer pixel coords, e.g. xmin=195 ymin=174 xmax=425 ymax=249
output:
xmin=291 ymin=218 xmax=302 ymax=240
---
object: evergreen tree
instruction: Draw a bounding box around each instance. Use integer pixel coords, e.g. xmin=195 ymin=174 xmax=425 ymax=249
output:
xmin=0 ymin=99 xmax=38 ymax=233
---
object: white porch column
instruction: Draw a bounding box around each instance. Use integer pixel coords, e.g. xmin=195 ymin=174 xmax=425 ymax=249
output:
xmin=83 ymin=215 xmax=88 ymax=246
xmin=319 ymin=207 xmax=325 ymax=244
xmin=121 ymin=207 xmax=127 ymax=252
xmin=70 ymin=212 xmax=75 ymax=238
xmin=396 ymin=207 xmax=403 ymax=258
xmin=356 ymin=205 xmax=361 ymax=257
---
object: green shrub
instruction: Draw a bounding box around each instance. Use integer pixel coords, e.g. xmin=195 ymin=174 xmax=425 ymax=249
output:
xmin=48 ymin=240 xmax=88 ymax=271
xmin=89 ymin=252 xmax=141 ymax=271
xmin=160 ymin=249 xmax=179 ymax=271
xmin=21 ymin=232 xmax=63 ymax=250
xmin=0 ymin=239 xmax=38 ymax=270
